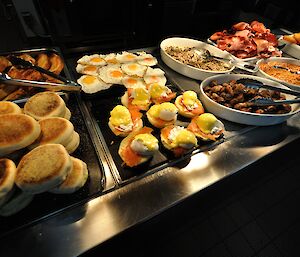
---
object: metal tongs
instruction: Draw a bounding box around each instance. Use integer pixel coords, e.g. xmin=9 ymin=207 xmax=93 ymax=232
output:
xmin=236 ymin=78 xmax=300 ymax=106
xmin=0 ymin=72 xmax=81 ymax=92
xmin=0 ymin=55 xmax=81 ymax=92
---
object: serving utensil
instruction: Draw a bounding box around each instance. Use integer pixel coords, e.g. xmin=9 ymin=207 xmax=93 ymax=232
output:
xmin=272 ymin=65 xmax=300 ymax=75
xmin=249 ymin=97 xmax=300 ymax=106
xmin=193 ymin=48 xmax=257 ymax=73
xmin=236 ymin=78 xmax=300 ymax=97
xmin=7 ymin=55 xmax=79 ymax=87
xmin=0 ymin=72 xmax=81 ymax=92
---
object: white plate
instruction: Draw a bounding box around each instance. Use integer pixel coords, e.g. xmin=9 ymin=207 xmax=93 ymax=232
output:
xmin=207 ymin=38 xmax=259 ymax=63
xmin=160 ymin=37 xmax=235 ymax=80
xmin=256 ymin=57 xmax=300 ymax=91
xmin=199 ymin=74 xmax=300 ymax=126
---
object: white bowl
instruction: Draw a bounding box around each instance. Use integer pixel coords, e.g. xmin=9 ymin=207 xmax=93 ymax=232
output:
xmin=160 ymin=37 xmax=235 ymax=80
xmin=199 ymin=74 xmax=300 ymax=126
xmin=256 ymin=57 xmax=300 ymax=92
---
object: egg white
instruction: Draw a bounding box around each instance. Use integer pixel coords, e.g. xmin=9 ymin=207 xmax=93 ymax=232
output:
xmin=99 ymin=65 xmax=124 ymax=84
xmin=77 ymin=75 xmax=112 ymax=94
xmin=116 ymin=51 xmax=138 ymax=63
xmin=77 ymin=54 xmax=106 ymax=66
xmin=121 ymin=62 xmax=147 ymax=77
xmin=122 ymin=76 xmax=146 ymax=88
xmin=137 ymin=53 xmax=158 ymax=66
xmin=76 ymin=64 xmax=99 ymax=76
xmin=144 ymin=67 xmax=167 ymax=86
xmin=130 ymin=137 xmax=158 ymax=156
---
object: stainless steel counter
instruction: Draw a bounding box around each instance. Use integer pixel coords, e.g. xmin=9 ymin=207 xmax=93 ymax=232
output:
xmin=1 ymin=49 xmax=300 ymax=257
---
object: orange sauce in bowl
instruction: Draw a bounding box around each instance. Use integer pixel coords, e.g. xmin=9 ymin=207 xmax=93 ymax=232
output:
xmin=259 ymin=61 xmax=300 ymax=86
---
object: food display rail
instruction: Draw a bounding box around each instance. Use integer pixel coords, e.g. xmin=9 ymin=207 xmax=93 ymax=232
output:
xmin=1 ymin=47 xmax=300 ymax=257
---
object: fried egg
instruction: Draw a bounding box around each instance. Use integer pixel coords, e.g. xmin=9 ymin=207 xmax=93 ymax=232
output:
xmin=76 ymin=64 xmax=98 ymax=76
xmin=77 ymin=54 xmax=106 ymax=66
xmin=77 ymin=75 xmax=112 ymax=93
xmin=137 ymin=53 xmax=158 ymax=66
xmin=104 ymin=53 xmax=119 ymax=65
xmin=116 ymin=51 xmax=138 ymax=63
xmin=130 ymin=133 xmax=159 ymax=156
xmin=99 ymin=65 xmax=124 ymax=84
xmin=121 ymin=62 xmax=147 ymax=77
xmin=122 ymin=76 xmax=146 ymax=88
xmin=144 ymin=67 xmax=167 ymax=86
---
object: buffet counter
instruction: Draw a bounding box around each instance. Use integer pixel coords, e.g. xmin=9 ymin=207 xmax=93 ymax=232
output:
xmin=1 ymin=47 xmax=300 ymax=257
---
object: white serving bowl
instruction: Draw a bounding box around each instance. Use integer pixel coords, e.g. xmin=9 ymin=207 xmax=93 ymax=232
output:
xmin=256 ymin=57 xmax=300 ymax=92
xmin=279 ymin=39 xmax=300 ymax=59
xmin=160 ymin=37 xmax=235 ymax=80
xmin=199 ymin=74 xmax=300 ymax=126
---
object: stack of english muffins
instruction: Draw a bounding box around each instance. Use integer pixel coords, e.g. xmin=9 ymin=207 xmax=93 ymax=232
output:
xmin=0 ymin=92 xmax=88 ymax=216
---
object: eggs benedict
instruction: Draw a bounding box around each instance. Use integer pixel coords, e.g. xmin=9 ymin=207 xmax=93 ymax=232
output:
xmin=146 ymin=102 xmax=178 ymax=128
xmin=160 ymin=125 xmax=197 ymax=156
xmin=187 ymin=113 xmax=224 ymax=141
xmin=148 ymin=83 xmax=176 ymax=104
xmin=121 ymin=87 xmax=151 ymax=111
xmin=118 ymin=127 xmax=159 ymax=167
xmin=175 ymin=91 xmax=204 ymax=118
xmin=108 ymin=105 xmax=143 ymax=137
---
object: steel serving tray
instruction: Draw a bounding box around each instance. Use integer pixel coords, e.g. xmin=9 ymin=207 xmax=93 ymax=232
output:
xmin=67 ymin=48 xmax=257 ymax=186
xmin=0 ymin=48 xmax=113 ymax=238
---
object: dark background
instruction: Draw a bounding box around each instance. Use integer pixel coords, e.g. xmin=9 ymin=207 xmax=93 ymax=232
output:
xmin=0 ymin=0 xmax=299 ymax=53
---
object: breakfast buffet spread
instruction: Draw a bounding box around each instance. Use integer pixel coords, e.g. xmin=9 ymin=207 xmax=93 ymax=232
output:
xmin=0 ymin=20 xmax=300 ymax=237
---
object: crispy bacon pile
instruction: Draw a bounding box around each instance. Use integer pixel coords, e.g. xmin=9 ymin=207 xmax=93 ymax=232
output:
xmin=210 ymin=21 xmax=282 ymax=59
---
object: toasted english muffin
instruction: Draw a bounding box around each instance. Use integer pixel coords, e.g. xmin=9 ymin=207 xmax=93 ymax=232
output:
xmin=0 ymin=190 xmax=33 ymax=216
xmin=0 ymin=158 xmax=17 ymax=199
xmin=49 ymin=157 xmax=88 ymax=194
xmin=0 ymin=114 xmax=41 ymax=157
xmin=16 ymin=144 xmax=72 ymax=194
xmin=64 ymin=107 xmax=71 ymax=120
xmin=24 ymin=92 xmax=66 ymax=120
xmin=29 ymin=117 xmax=74 ymax=150
xmin=0 ymin=101 xmax=22 ymax=115
xmin=64 ymin=131 xmax=80 ymax=154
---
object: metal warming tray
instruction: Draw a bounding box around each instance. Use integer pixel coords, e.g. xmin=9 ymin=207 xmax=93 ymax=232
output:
xmin=0 ymin=47 xmax=113 ymax=238
xmin=66 ymin=48 xmax=257 ymax=186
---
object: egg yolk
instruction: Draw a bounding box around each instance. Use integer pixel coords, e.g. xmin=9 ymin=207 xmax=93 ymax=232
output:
xmin=128 ymin=64 xmax=137 ymax=70
xmin=125 ymin=54 xmax=135 ymax=60
xmin=150 ymin=84 xmax=166 ymax=98
xmin=126 ymin=78 xmax=137 ymax=85
xmin=182 ymin=91 xmax=198 ymax=106
xmin=174 ymin=130 xmax=197 ymax=146
xmin=110 ymin=105 xmax=132 ymax=126
xmin=82 ymin=75 xmax=97 ymax=84
xmin=132 ymin=88 xmax=149 ymax=105
xmin=90 ymin=57 xmax=104 ymax=63
xmin=150 ymin=76 xmax=159 ymax=83
xmin=83 ymin=66 xmax=97 ymax=72
xmin=107 ymin=58 xmax=118 ymax=64
xmin=134 ymin=133 xmax=158 ymax=151
xmin=110 ymin=70 xmax=123 ymax=78
xmin=196 ymin=113 xmax=217 ymax=134
xmin=144 ymin=57 xmax=152 ymax=62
